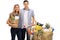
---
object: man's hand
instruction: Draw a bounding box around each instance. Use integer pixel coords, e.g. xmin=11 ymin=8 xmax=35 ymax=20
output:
xmin=31 ymin=23 xmax=35 ymax=26
xmin=32 ymin=16 xmax=37 ymax=26
xmin=31 ymin=20 xmax=37 ymax=26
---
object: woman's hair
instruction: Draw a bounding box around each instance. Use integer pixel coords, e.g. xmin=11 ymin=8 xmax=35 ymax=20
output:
xmin=12 ymin=4 xmax=20 ymax=14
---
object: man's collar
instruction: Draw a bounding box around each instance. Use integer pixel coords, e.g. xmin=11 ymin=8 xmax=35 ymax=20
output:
xmin=23 ymin=8 xmax=30 ymax=11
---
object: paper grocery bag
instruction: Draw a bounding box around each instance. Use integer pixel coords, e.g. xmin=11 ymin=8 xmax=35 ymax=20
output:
xmin=43 ymin=31 xmax=53 ymax=40
xmin=33 ymin=32 xmax=38 ymax=40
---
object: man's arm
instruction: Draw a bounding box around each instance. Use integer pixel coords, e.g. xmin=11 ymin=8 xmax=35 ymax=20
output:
xmin=31 ymin=10 xmax=37 ymax=26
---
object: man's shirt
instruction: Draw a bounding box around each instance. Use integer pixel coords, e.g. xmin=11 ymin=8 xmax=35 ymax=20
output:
xmin=18 ymin=8 xmax=34 ymax=28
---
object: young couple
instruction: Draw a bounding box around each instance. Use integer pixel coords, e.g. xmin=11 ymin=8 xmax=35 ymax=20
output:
xmin=7 ymin=0 xmax=36 ymax=40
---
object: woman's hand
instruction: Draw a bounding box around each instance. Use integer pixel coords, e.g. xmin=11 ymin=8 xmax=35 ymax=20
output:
xmin=11 ymin=24 xmax=18 ymax=28
xmin=7 ymin=19 xmax=12 ymax=26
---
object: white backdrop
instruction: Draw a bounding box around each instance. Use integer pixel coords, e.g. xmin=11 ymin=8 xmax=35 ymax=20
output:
xmin=0 ymin=0 xmax=60 ymax=40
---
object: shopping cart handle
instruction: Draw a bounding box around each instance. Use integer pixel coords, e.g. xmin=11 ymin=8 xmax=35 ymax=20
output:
xmin=37 ymin=22 xmax=43 ymax=26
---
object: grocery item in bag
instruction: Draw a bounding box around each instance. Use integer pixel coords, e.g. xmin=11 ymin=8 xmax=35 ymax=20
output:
xmin=43 ymin=23 xmax=53 ymax=40
xmin=9 ymin=13 xmax=19 ymax=28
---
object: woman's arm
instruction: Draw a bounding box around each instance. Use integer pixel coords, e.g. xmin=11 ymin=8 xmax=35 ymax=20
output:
xmin=7 ymin=18 xmax=12 ymax=26
xmin=7 ymin=13 xmax=12 ymax=26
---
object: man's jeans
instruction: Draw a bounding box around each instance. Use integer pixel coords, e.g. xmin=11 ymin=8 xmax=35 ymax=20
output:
xmin=21 ymin=28 xmax=30 ymax=40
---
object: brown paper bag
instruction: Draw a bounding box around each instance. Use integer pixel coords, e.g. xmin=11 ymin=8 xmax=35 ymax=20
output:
xmin=43 ymin=30 xmax=53 ymax=40
xmin=33 ymin=32 xmax=38 ymax=40
xmin=9 ymin=19 xmax=18 ymax=28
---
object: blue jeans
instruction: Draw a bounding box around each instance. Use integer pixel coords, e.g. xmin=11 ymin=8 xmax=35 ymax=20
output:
xmin=10 ymin=28 xmax=22 ymax=40
xmin=21 ymin=28 xmax=30 ymax=40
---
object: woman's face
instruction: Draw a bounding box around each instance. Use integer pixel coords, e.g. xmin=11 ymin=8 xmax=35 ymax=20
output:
xmin=14 ymin=5 xmax=19 ymax=12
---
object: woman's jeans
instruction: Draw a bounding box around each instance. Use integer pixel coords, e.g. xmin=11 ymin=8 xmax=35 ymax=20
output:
xmin=10 ymin=28 xmax=22 ymax=40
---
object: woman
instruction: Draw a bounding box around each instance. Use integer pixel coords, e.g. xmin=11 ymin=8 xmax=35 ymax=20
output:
xmin=7 ymin=4 xmax=22 ymax=40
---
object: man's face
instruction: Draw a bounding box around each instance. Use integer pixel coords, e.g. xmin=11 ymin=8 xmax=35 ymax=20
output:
xmin=23 ymin=2 xmax=29 ymax=8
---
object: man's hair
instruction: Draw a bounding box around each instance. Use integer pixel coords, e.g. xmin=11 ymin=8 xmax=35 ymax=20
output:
xmin=23 ymin=0 xmax=29 ymax=3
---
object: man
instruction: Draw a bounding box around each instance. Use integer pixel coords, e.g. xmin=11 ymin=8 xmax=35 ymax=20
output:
xmin=18 ymin=0 xmax=36 ymax=40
